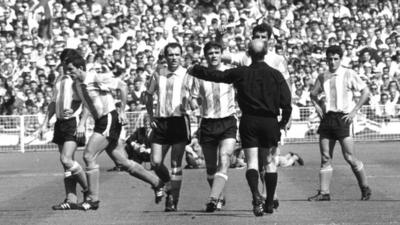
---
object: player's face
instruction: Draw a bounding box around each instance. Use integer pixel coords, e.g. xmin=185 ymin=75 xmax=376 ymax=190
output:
xmin=205 ymin=47 xmax=222 ymax=67
xmin=66 ymin=63 xmax=83 ymax=80
xmin=165 ymin=47 xmax=182 ymax=71
xmin=252 ymin=31 xmax=269 ymax=41
xmin=326 ymin=53 xmax=341 ymax=72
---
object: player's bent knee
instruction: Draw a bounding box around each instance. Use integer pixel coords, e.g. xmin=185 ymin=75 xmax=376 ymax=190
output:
xmin=60 ymin=155 xmax=74 ymax=168
xmin=66 ymin=161 xmax=83 ymax=175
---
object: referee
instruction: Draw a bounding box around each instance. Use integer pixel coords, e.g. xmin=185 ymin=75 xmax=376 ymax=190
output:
xmin=188 ymin=39 xmax=292 ymax=217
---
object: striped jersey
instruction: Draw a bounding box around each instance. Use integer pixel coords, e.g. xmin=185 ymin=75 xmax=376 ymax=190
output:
xmin=147 ymin=66 xmax=191 ymax=117
xmin=191 ymin=64 xmax=236 ymax=118
xmin=53 ymin=75 xmax=81 ymax=119
xmin=313 ymin=66 xmax=367 ymax=114
xmin=73 ymin=71 xmax=118 ymax=119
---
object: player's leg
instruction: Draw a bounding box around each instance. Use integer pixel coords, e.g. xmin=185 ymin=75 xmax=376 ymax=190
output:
xmin=261 ymin=146 xmax=279 ymax=214
xmin=80 ymin=132 xmax=109 ymax=210
xmin=339 ymin=136 xmax=371 ymax=200
xmin=151 ymin=143 xmax=171 ymax=191
xmin=244 ymin=147 xmax=264 ymax=216
xmin=107 ymin=140 xmax=165 ymax=203
xmin=202 ymin=142 xmax=218 ymax=189
xmin=52 ymin=143 xmax=79 ymax=210
xmin=209 ymin=138 xmax=236 ymax=211
xmin=167 ymin=142 xmax=186 ymax=211
xmin=308 ymin=137 xmax=334 ymax=201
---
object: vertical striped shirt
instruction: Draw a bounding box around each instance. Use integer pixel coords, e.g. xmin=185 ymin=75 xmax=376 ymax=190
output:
xmin=147 ymin=66 xmax=191 ymax=117
xmin=74 ymin=71 xmax=118 ymax=119
xmin=53 ymin=75 xmax=81 ymax=119
xmin=314 ymin=66 xmax=367 ymax=113
xmin=191 ymin=64 xmax=236 ymax=118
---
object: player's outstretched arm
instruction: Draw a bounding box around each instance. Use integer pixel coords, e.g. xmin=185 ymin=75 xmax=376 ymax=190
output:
xmin=188 ymin=65 xmax=237 ymax=83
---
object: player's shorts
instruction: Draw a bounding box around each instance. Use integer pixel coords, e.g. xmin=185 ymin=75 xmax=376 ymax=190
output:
xmin=199 ymin=115 xmax=237 ymax=145
xmin=93 ymin=110 xmax=122 ymax=142
xmin=239 ymin=115 xmax=280 ymax=148
xmin=53 ymin=117 xmax=78 ymax=145
xmin=317 ymin=111 xmax=351 ymax=140
xmin=152 ymin=116 xmax=191 ymax=145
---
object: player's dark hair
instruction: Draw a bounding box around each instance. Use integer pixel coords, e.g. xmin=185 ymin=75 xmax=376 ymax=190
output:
xmin=326 ymin=45 xmax=343 ymax=58
xmin=203 ymin=41 xmax=222 ymax=56
xmin=163 ymin=42 xmax=182 ymax=56
xmin=59 ymin=48 xmax=81 ymax=61
xmin=252 ymin=23 xmax=273 ymax=39
xmin=65 ymin=54 xmax=86 ymax=71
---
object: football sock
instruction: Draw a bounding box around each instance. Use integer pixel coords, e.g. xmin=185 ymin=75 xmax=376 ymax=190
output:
xmin=320 ymin=165 xmax=333 ymax=194
xmin=64 ymin=171 xmax=77 ymax=203
xmin=209 ymin=172 xmax=227 ymax=200
xmin=264 ymin=172 xmax=278 ymax=205
xmin=70 ymin=161 xmax=88 ymax=191
xmin=86 ymin=165 xmax=100 ymax=201
xmin=153 ymin=164 xmax=171 ymax=184
xmin=245 ymin=169 xmax=260 ymax=200
xmin=126 ymin=160 xmax=160 ymax=187
xmin=207 ymin=173 xmax=214 ymax=188
xmin=170 ymin=167 xmax=183 ymax=204
xmin=351 ymin=161 xmax=368 ymax=189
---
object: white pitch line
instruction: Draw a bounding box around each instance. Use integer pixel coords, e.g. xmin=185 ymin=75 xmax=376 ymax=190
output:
xmin=0 ymin=173 xmax=61 ymax=178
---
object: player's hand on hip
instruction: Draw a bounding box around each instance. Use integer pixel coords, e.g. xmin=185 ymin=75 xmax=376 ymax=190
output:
xmin=342 ymin=111 xmax=356 ymax=123
xmin=118 ymin=112 xmax=128 ymax=126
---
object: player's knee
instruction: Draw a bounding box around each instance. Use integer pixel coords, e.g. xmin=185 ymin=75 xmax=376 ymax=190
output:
xmin=60 ymin=154 xmax=74 ymax=168
xmin=65 ymin=161 xmax=83 ymax=175
xmin=83 ymin=152 xmax=96 ymax=165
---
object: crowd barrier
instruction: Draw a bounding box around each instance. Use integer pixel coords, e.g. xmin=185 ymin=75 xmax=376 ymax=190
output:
xmin=1 ymin=105 xmax=400 ymax=152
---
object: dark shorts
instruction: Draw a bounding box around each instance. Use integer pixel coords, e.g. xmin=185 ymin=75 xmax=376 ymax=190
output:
xmin=152 ymin=116 xmax=191 ymax=145
xmin=93 ymin=110 xmax=122 ymax=142
xmin=53 ymin=117 xmax=77 ymax=145
xmin=239 ymin=115 xmax=280 ymax=148
xmin=317 ymin=111 xmax=351 ymax=140
xmin=199 ymin=116 xmax=237 ymax=145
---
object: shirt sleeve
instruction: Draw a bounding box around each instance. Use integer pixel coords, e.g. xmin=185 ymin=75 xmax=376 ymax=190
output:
xmin=350 ymin=70 xmax=367 ymax=92
xmin=191 ymin=65 xmax=239 ymax=84
xmin=191 ymin=77 xmax=200 ymax=98
xmin=93 ymin=71 xmax=119 ymax=90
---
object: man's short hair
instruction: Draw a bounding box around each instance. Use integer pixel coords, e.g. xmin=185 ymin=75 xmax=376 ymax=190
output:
xmin=326 ymin=45 xmax=343 ymax=58
xmin=163 ymin=42 xmax=182 ymax=56
xmin=252 ymin=23 xmax=273 ymax=39
xmin=60 ymin=48 xmax=81 ymax=61
xmin=203 ymin=41 xmax=222 ymax=56
xmin=65 ymin=54 xmax=86 ymax=71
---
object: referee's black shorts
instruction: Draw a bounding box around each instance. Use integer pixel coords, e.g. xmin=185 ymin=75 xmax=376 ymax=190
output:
xmin=239 ymin=115 xmax=280 ymax=148
xmin=151 ymin=116 xmax=191 ymax=145
xmin=199 ymin=116 xmax=237 ymax=145
xmin=317 ymin=111 xmax=351 ymax=140
xmin=53 ymin=117 xmax=78 ymax=145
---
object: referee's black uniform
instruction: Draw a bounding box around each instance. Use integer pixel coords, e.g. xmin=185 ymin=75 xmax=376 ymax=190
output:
xmin=191 ymin=61 xmax=292 ymax=148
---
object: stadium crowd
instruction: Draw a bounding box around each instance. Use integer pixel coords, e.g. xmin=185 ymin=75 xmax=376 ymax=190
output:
xmin=0 ymin=0 xmax=400 ymax=121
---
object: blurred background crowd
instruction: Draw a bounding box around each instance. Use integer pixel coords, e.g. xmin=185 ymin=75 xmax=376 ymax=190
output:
xmin=0 ymin=0 xmax=400 ymax=121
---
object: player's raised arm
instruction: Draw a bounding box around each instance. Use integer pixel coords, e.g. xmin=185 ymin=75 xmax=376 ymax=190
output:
xmin=188 ymin=65 xmax=239 ymax=84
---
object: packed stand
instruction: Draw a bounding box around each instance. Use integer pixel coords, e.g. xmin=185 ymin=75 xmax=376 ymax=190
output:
xmin=0 ymin=0 xmax=400 ymax=123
